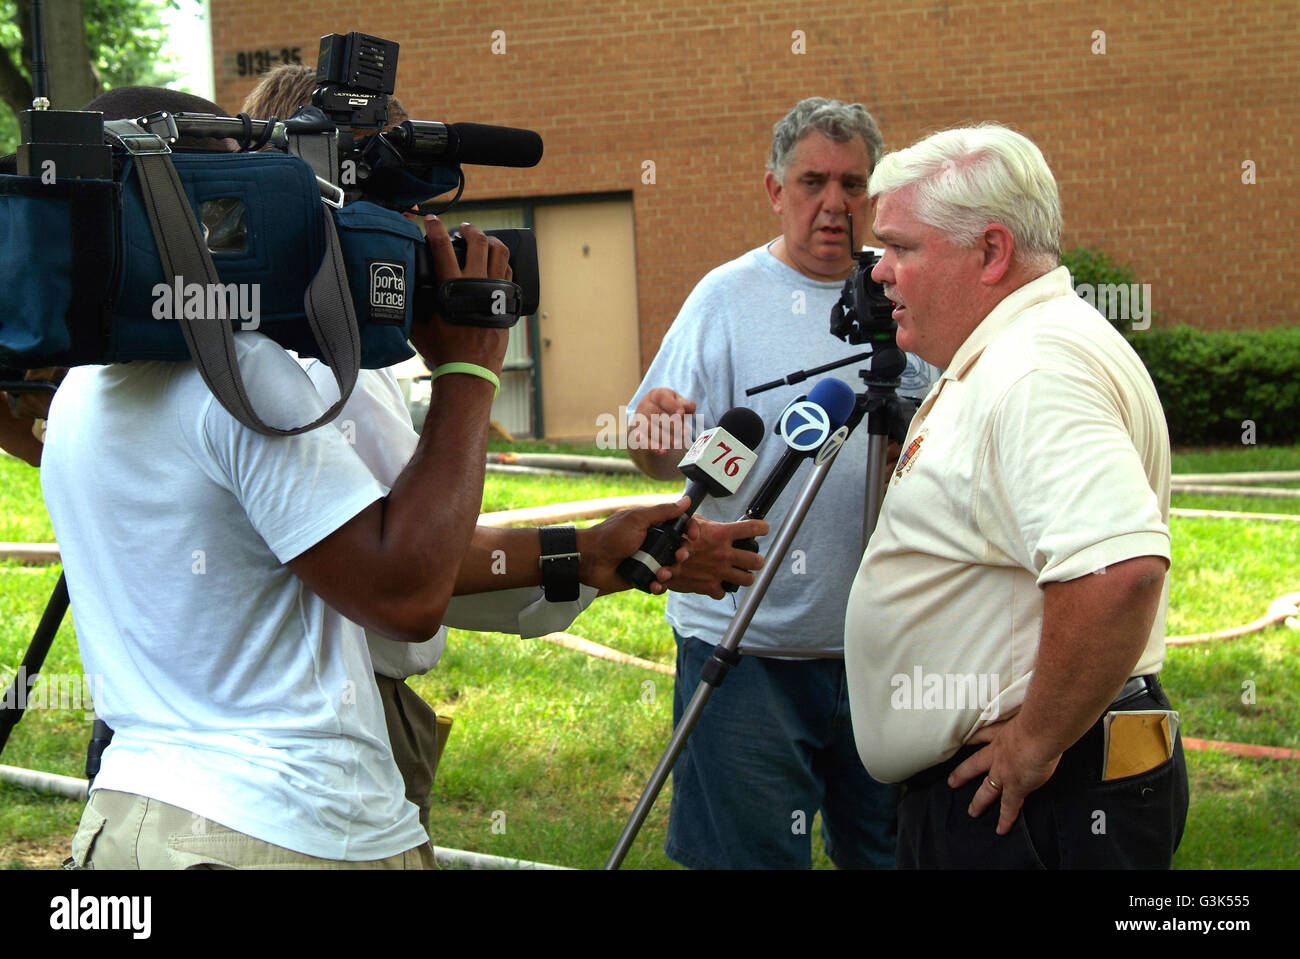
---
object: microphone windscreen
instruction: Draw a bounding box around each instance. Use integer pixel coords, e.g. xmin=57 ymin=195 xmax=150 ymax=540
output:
xmin=716 ymin=406 xmax=765 ymax=452
xmin=449 ymin=122 xmax=544 ymax=167
xmin=806 ymin=378 xmax=856 ymax=429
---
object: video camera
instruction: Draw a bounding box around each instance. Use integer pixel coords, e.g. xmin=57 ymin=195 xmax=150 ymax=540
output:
xmin=830 ymin=217 xmax=906 ymax=386
xmin=311 ymin=33 xmax=542 ymax=205
xmin=119 ymin=31 xmax=543 ymax=326
xmin=744 ymin=213 xmax=917 ymax=459
xmin=829 ymin=248 xmax=895 ymax=347
xmin=829 ymin=212 xmax=900 ymax=356
xmin=1 ymin=27 xmax=544 ymax=434
xmin=747 ymin=214 xmax=907 ymax=397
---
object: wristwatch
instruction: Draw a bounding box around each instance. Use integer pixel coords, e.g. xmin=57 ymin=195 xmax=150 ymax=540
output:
xmin=538 ymin=525 xmax=581 ymax=602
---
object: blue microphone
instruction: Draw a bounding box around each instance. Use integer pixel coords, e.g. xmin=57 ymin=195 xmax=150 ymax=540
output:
xmin=740 ymin=378 xmax=856 ymax=522
xmin=722 ymin=378 xmax=856 ymax=592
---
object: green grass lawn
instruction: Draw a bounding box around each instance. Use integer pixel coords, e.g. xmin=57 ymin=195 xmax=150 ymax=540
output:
xmin=2 ymin=444 xmax=1299 ymax=869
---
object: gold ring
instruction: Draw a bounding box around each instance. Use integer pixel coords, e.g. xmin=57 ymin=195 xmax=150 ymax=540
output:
xmin=986 ymin=777 xmax=1002 ymax=791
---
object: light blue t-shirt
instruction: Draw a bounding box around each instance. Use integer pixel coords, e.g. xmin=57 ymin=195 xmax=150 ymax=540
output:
xmin=630 ymin=243 xmax=939 ymax=653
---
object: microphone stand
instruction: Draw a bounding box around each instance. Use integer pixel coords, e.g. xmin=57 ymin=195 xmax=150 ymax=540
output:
xmin=0 ymin=573 xmax=68 ymax=759
xmin=604 ymin=325 xmax=916 ymax=869
xmin=0 ymin=379 xmax=67 ymax=762
xmin=605 ymin=420 xmax=859 ymax=869
xmin=0 ymin=378 xmax=115 ymax=783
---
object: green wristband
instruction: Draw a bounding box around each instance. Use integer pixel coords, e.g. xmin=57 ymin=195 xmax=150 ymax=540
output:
xmin=430 ymin=362 xmax=501 ymax=399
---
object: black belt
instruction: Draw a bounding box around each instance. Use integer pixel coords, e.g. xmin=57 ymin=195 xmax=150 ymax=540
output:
xmin=902 ymin=673 xmax=1162 ymax=795
xmin=1111 ymin=673 xmax=1161 ymax=709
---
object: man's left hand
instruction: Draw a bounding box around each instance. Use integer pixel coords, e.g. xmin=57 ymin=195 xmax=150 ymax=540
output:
xmin=948 ymin=715 xmax=1062 ymax=836
xmin=671 ymin=516 xmax=769 ymax=599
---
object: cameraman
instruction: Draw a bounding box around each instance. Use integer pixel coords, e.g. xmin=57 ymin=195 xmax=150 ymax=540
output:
xmin=240 ymin=64 xmax=769 ymax=832
xmin=243 ymin=62 xmax=451 ymax=833
xmin=46 ymin=86 xmax=762 ymax=869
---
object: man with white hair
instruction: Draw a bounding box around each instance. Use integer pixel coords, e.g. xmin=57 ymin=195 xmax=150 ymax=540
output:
xmin=845 ymin=124 xmax=1188 ymax=868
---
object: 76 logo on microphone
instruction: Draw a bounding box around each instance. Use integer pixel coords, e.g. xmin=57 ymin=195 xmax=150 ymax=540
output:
xmin=679 ymin=427 xmax=756 ymax=493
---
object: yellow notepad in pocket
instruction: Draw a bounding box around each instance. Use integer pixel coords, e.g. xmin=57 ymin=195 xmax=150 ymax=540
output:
xmin=1102 ymin=710 xmax=1178 ymax=780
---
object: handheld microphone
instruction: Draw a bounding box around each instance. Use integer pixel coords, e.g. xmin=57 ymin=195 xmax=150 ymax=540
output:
xmin=722 ymin=378 xmax=857 ymax=592
xmin=617 ymin=406 xmax=764 ymax=592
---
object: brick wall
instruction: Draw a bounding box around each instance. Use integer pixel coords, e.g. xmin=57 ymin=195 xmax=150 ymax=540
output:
xmin=210 ymin=0 xmax=1298 ymax=369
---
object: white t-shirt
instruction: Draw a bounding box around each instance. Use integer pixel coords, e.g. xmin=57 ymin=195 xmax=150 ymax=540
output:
xmin=42 ymin=335 xmax=427 ymax=860
xmin=301 ymin=360 xmax=444 ymax=678
xmin=630 ymin=243 xmax=939 ymax=653
xmin=299 ymin=361 xmax=601 ymax=678
xmin=844 ymin=268 xmax=1172 ymax=782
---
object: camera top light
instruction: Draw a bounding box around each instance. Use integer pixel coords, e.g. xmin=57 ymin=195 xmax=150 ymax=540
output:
xmin=316 ymin=33 xmax=398 ymax=94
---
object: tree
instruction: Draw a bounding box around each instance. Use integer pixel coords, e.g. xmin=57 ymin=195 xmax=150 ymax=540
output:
xmin=1 ymin=0 xmax=177 ymax=154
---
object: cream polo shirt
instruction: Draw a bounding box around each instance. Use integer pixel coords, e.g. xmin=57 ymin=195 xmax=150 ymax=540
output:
xmin=843 ymin=267 xmax=1172 ymax=783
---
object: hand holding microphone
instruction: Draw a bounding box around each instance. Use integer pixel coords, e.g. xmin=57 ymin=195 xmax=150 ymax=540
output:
xmin=617 ymin=406 xmax=765 ymax=592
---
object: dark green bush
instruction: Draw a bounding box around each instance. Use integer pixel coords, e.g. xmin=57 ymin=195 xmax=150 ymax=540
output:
xmin=1061 ymin=246 xmax=1140 ymax=289
xmin=1060 ymin=246 xmax=1144 ymax=335
xmin=1060 ymin=246 xmax=1295 ymax=445
xmin=1127 ymin=325 xmax=1300 ymax=445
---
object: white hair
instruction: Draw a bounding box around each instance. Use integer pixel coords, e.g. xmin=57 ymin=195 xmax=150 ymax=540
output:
xmin=868 ymin=124 xmax=1062 ymax=264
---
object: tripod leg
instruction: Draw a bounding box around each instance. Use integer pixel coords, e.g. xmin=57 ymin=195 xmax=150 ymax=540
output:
xmin=0 ymin=571 xmax=69 ymax=759
xmin=605 ymin=442 xmax=853 ymax=869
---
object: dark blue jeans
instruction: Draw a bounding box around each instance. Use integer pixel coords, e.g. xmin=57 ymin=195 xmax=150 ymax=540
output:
xmin=667 ymin=632 xmax=898 ymax=869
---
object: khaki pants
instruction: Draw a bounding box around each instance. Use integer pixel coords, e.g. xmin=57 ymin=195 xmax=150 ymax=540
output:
xmin=71 ymin=789 xmax=436 ymax=870
xmin=375 ymin=673 xmax=452 ymax=833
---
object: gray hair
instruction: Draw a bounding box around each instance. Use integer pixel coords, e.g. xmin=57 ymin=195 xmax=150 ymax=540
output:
xmin=768 ymin=98 xmax=884 ymax=181
xmin=868 ymin=124 xmax=1062 ymax=263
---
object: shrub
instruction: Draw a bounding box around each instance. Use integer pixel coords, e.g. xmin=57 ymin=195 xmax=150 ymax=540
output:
xmin=1059 ymin=247 xmax=1296 ymax=445
xmin=1060 ymin=246 xmax=1145 ymax=335
xmin=1128 ymin=326 xmax=1300 ymax=445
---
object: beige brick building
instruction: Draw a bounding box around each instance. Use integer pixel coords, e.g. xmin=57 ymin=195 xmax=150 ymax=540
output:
xmin=209 ymin=0 xmax=1297 ymax=438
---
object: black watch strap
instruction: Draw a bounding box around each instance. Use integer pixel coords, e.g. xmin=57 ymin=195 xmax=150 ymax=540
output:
xmin=538 ymin=525 xmax=581 ymax=602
